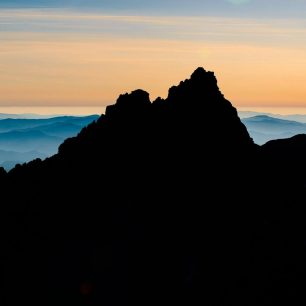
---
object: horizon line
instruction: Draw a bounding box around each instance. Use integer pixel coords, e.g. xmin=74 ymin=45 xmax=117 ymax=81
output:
xmin=1 ymin=105 xmax=306 ymax=116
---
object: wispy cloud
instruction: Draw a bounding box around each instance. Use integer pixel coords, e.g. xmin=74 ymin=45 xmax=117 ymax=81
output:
xmin=1 ymin=9 xmax=306 ymax=48
xmin=1 ymin=9 xmax=306 ymax=107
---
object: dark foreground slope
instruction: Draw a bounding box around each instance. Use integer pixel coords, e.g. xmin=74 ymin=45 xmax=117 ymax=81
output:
xmin=0 ymin=68 xmax=305 ymax=305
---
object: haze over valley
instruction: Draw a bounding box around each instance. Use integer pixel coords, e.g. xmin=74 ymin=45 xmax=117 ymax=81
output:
xmin=0 ymin=115 xmax=98 ymax=169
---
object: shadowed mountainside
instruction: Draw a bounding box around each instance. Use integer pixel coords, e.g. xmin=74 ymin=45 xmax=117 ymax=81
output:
xmin=0 ymin=68 xmax=305 ymax=305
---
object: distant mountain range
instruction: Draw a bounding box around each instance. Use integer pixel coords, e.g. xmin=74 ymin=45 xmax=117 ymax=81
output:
xmin=242 ymin=115 xmax=306 ymax=144
xmin=1 ymin=111 xmax=305 ymax=166
xmin=239 ymin=110 xmax=306 ymax=123
xmin=1 ymin=111 xmax=305 ymax=168
xmin=0 ymin=115 xmax=99 ymax=169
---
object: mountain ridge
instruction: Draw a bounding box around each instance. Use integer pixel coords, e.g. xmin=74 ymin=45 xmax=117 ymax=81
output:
xmin=242 ymin=114 xmax=306 ymax=144
xmin=0 ymin=68 xmax=305 ymax=306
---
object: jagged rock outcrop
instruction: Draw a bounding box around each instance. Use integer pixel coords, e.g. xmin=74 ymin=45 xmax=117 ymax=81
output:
xmin=52 ymin=67 xmax=254 ymax=166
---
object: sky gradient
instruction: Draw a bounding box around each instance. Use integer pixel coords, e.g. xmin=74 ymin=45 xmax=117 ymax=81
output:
xmin=1 ymin=0 xmax=306 ymax=113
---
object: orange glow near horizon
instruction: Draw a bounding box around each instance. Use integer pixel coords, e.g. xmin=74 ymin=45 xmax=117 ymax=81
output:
xmin=1 ymin=12 xmax=306 ymax=113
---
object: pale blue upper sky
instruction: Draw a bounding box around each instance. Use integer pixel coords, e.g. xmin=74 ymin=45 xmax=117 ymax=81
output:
xmin=1 ymin=0 xmax=306 ymax=18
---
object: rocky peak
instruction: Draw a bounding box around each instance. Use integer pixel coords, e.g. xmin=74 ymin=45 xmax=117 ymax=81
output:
xmin=105 ymin=89 xmax=151 ymax=118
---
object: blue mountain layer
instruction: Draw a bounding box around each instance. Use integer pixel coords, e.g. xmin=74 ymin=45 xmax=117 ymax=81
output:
xmin=0 ymin=115 xmax=99 ymax=169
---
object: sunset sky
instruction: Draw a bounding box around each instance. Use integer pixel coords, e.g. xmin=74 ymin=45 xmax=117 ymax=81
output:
xmin=1 ymin=0 xmax=306 ymax=114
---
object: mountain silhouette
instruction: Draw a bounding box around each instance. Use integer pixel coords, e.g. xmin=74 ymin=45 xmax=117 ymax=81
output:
xmin=1 ymin=68 xmax=305 ymax=305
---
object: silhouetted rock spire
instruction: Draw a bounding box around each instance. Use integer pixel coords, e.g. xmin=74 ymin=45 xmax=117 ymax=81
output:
xmin=153 ymin=67 xmax=254 ymax=153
